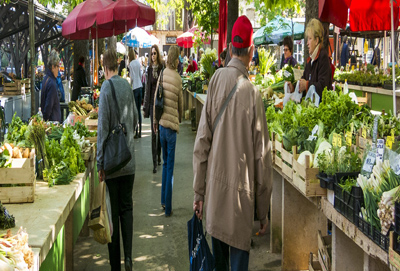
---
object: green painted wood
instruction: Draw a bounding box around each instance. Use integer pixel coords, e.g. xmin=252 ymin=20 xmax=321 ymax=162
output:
xmin=73 ymin=176 xmax=90 ymax=245
xmin=371 ymin=93 xmax=393 ymax=113
xmin=39 ymin=226 xmax=65 ymax=271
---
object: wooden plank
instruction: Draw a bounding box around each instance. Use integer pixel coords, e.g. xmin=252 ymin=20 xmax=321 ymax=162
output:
xmin=282 ymin=162 xmax=293 ymax=180
xmin=275 ymin=154 xmax=282 ymax=168
xmin=358 ymin=136 xmax=372 ymax=150
xmin=275 ymin=138 xmax=282 ymax=152
xmin=281 ymin=148 xmax=292 ymax=164
xmin=0 ymin=186 xmax=35 ymax=203
xmin=321 ymin=198 xmax=389 ymax=264
xmin=389 ymin=232 xmax=400 ymax=270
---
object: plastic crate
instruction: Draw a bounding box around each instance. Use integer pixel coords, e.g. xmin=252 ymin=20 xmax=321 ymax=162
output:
xmin=317 ymin=173 xmax=335 ymax=190
xmin=395 ymin=202 xmax=400 ymax=233
xmin=355 ymin=216 xmax=389 ymax=252
xmin=334 ymin=183 xmax=363 ymax=223
xmin=334 ymin=172 xmax=360 ymax=184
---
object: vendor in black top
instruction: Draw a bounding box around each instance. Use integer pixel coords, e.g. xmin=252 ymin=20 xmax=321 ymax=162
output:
xmin=72 ymin=56 xmax=88 ymax=102
xmin=287 ymin=19 xmax=332 ymax=99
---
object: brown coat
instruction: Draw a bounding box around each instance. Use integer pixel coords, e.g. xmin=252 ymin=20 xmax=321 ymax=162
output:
xmin=153 ymin=67 xmax=183 ymax=132
xmin=193 ymin=58 xmax=273 ymax=251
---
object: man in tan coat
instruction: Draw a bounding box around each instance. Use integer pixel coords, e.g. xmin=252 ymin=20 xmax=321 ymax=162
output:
xmin=193 ymin=16 xmax=273 ymax=271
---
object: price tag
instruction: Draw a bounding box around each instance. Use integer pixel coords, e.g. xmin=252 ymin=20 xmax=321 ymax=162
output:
xmin=283 ymin=70 xmax=292 ymax=78
xmin=362 ymin=127 xmax=367 ymax=139
xmin=373 ymin=116 xmax=379 ymax=143
xmin=346 ymin=131 xmax=352 ymax=146
xmin=386 ymin=136 xmax=394 ymax=149
xmin=376 ymin=139 xmax=385 ymax=162
xmin=338 ymin=135 xmax=342 ymax=147
xmin=332 ymin=133 xmax=338 ymax=147
xmin=362 ymin=151 xmax=376 ymax=173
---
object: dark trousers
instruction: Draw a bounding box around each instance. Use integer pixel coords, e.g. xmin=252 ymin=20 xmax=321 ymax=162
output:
xmin=150 ymin=107 xmax=161 ymax=167
xmin=212 ymin=237 xmax=250 ymax=271
xmin=133 ymin=87 xmax=142 ymax=135
xmin=106 ymin=174 xmax=135 ymax=271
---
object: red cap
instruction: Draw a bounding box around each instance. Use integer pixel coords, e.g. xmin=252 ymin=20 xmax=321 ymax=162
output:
xmin=231 ymin=16 xmax=253 ymax=48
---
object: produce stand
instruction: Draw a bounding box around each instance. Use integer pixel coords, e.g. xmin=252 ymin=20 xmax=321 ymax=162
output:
xmin=183 ymin=88 xmax=206 ymax=130
xmin=0 ymin=146 xmax=97 ymax=271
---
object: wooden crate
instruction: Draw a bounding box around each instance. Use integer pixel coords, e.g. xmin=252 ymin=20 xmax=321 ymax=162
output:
xmin=81 ymin=144 xmax=93 ymax=161
xmin=281 ymin=146 xmax=294 ymax=180
xmin=318 ymin=230 xmax=332 ymax=271
xmin=309 ymin=252 xmax=322 ymax=271
xmin=389 ymin=231 xmax=400 ymax=269
xmin=292 ymin=151 xmax=327 ymax=197
xmin=274 ymin=136 xmax=282 ymax=169
xmin=72 ymin=114 xmax=88 ymax=125
xmin=85 ymin=136 xmax=97 ymax=144
xmin=85 ymin=118 xmax=98 ymax=130
xmin=0 ymin=154 xmax=36 ymax=203
xmin=3 ymin=79 xmax=31 ymax=95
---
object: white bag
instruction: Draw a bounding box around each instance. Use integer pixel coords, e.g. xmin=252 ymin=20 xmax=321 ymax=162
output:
xmin=283 ymin=81 xmax=303 ymax=106
xmin=304 ymin=85 xmax=321 ymax=107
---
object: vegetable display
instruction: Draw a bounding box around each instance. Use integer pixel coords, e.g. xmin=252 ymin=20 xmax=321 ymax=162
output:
xmin=68 ymin=100 xmax=93 ymax=116
xmin=0 ymin=202 xmax=15 ymax=230
xmin=0 ymin=228 xmax=34 ymax=270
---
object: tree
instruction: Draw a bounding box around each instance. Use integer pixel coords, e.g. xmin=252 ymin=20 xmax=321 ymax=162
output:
xmin=189 ymin=0 xmax=219 ymax=48
xmin=227 ymin=0 xmax=239 ymax=46
xmin=304 ymin=0 xmax=318 ymax=61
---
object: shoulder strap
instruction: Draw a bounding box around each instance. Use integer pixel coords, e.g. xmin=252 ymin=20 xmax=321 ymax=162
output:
xmin=212 ymin=76 xmax=247 ymax=134
xmin=108 ymin=79 xmax=121 ymax=124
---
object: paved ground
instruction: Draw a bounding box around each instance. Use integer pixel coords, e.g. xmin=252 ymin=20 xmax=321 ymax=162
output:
xmin=74 ymin=118 xmax=282 ymax=271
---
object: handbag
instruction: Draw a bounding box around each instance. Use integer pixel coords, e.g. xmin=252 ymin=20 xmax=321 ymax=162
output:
xmin=154 ymin=68 xmax=164 ymax=122
xmin=187 ymin=212 xmax=215 ymax=271
xmin=103 ymin=79 xmax=132 ymax=176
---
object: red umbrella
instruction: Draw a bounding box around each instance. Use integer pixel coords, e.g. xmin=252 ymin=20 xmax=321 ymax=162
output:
xmin=96 ymin=0 xmax=156 ymax=31
xmin=62 ymin=0 xmax=124 ymax=40
xmin=177 ymin=32 xmax=194 ymax=48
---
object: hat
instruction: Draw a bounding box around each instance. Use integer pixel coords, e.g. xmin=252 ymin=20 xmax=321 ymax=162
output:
xmin=231 ymin=15 xmax=253 ymax=49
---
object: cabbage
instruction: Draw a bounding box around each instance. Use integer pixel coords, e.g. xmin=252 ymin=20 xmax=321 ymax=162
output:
xmin=313 ymin=141 xmax=332 ymax=168
xmin=297 ymin=151 xmax=313 ymax=167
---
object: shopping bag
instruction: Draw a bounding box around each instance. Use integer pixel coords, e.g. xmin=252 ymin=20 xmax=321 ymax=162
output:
xmin=304 ymin=85 xmax=321 ymax=107
xmin=88 ymin=181 xmax=113 ymax=244
xmin=187 ymin=213 xmax=215 ymax=271
xmin=283 ymin=81 xmax=303 ymax=106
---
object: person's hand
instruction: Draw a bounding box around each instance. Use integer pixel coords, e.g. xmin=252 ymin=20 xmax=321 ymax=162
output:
xmin=299 ymin=79 xmax=307 ymax=92
xmin=98 ymin=169 xmax=105 ymax=183
xmin=153 ymin=122 xmax=158 ymax=133
xmin=257 ymin=219 xmax=269 ymax=236
xmin=193 ymin=201 xmax=203 ymax=220
xmin=286 ymin=81 xmax=295 ymax=93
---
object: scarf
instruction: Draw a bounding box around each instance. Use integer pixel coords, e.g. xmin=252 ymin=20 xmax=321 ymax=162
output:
xmin=152 ymin=64 xmax=159 ymax=79
xmin=310 ymin=44 xmax=320 ymax=64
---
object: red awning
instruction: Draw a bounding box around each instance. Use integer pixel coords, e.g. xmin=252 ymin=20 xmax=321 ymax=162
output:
xmin=319 ymin=0 xmax=400 ymax=32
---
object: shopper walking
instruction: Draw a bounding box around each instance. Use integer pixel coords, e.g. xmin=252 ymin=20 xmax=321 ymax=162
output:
xmin=129 ymin=48 xmax=143 ymax=138
xmin=41 ymin=49 xmax=61 ymax=122
xmin=97 ymin=49 xmax=138 ymax=271
xmin=144 ymin=44 xmax=163 ymax=173
xmin=153 ymin=46 xmax=183 ymax=217
xmin=340 ymin=36 xmax=350 ymax=68
xmin=193 ymin=16 xmax=273 ymax=271
xmin=71 ymin=56 xmax=88 ymax=102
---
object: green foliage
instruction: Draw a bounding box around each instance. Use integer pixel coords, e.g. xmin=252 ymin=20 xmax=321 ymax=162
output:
xmin=258 ymin=48 xmax=275 ymax=75
xmin=189 ymin=0 xmax=219 ymax=46
xmin=199 ymin=48 xmax=217 ymax=80
xmin=0 ymin=149 xmax=11 ymax=168
xmin=5 ymin=113 xmax=32 ymax=147
xmin=0 ymin=202 xmax=15 ymax=230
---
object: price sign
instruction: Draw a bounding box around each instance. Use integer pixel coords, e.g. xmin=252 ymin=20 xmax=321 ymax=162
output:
xmin=376 ymin=139 xmax=385 ymax=162
xmin=386 ymin=136 xmax=394 ymax=149
xmin=338 ymin=134 xmax=342 ymax=147
xmin=346 ymin=131 xmax=352 ymax=146
xmin=362 ymin=151 xmax=376 ymax=173
xmin=332 ymin=133 xmax=337 ymax=147
xmin=362 ymin=127 xmax=367 ymax=139
xmin=373 ymin=116 xmax=379 ymax=143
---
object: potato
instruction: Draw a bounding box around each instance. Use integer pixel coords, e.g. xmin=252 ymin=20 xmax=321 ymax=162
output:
xmin=22 ymin=148 xmax=30 ymax=158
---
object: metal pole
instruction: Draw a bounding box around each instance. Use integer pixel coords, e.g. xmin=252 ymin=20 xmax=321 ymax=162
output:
xmin=29 ymin=0 xmax=36 ymax=115
xmin=391 ymin=0 xmax=396 ymax=114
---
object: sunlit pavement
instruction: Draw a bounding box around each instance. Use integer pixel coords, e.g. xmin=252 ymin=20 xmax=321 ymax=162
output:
xmin=74 ymin=115 xmax=281 ymax=271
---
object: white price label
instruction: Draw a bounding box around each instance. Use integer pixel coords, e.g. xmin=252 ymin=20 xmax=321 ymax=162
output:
xmin=283 ymin=70 xmax=292 ymax=78
xmin=376 ymin=139 xmax=385 ymax=162
xmin=395 ymin=162 xmax=400 ymax=175
xmin=362 ymin=151 xmax=376 ymax=173
xmin=311 ymin=124 xmax=319 ymax=136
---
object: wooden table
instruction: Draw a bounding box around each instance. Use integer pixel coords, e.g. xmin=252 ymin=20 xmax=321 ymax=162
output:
xmin=271 ymin=165 xmax=398 ymax=271
xmin=183 ymin=88 xmax=206 ymax=130
xmin=0 ymin=148 xmax=96 ymax=271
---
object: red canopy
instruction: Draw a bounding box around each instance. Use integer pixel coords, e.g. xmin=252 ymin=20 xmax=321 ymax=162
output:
xmin=218 ymin=0 xmax=227 ymax=65
xmin=319 ymin=0 xmax=400 ymax=32
xmin=62 ymin=0 xmax=123 ymax=40
xmin=177 ymin=32 xmax=194 ymax=48
xmin=96 ymin=0 xmax=156 ymax=31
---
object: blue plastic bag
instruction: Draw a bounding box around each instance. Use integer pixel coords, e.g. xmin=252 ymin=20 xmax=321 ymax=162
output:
xmin=187 ymin=213 xmax=215 ymax=271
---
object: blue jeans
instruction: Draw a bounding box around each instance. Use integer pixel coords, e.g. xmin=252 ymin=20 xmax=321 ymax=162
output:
xmin=159 ymin=125 xmax=177 ymax=215
xmin=212 ymin=237 xmax=249 ymax=271
xmin=134 ymin=87 xmax=142 ymax=135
